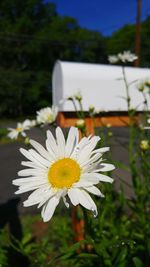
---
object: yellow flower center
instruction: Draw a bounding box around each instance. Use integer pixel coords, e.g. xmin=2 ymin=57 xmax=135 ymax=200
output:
xmin=47 ymin=114 xmax=53 ymax=122
xmin=48 ymin=158 xmax=81 ymax=188
xmin=16 ymin=127 xmax=23 ymax=132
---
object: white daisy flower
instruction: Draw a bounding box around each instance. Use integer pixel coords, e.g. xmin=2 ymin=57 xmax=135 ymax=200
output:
xmin=76 ymin=119 xmax=85 ymax=128
xmin=12 ymin=127 xmax=115 ymax=222
xmin=140 ymin=140 xmax=149 ymax=150
xmin=7 ymin=119 xmax=31 ymax=140
xmin=36 ymin=106 xmax=58 ymax=125
xmin=118 ymin=51 xmax=137 ymax=63
xmin=108 ymin=51 xmax=138 ymax=64
xmin=74 ymin=91 xmax=82 ymax=101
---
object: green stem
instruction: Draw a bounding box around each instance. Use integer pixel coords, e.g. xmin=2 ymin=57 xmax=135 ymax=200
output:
xmin=122 ymin=66 xmax=131 ymax=112
xmin=78 ymin=100 xmax=85 ymax=120
xmin=72 ymin=99 xmax=81 ymax=119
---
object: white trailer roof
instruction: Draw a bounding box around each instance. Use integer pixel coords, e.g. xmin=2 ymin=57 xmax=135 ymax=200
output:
xmin=52 ymin=61 xmax=150 ymax=112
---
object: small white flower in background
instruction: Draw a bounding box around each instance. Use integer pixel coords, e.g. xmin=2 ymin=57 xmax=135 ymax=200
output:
xmin=89 ymin=105 xmax=95 ymax=113
xmin=144 ymin=80 xmax=150 ymax=94
xmin=145 ymin=80 xmax=150 ymax=87
xmin=118 ymin=51 xmax=137 ymax=63
xmin=36 ymin=106 xmax=58 ymax=125
xmin=137 ymin=82 xmax=145 ymax=92
xmin=106 ymin=123 xmax=112 ymax=128
xmin=137 ymin=79 xmax=150 ymax=94
xmin=26 ymin=119 xmax=37 ymax=128
xmin=13 ymin=126 xmax=115 ymax=222
xmin=108 ymin=55 xmax=119 ymax=64
xmin=140 ymin=140 xmax=149 ymax=150
xmin=76 ymin=119 xmax=85 ymax=129
xmin=66 ymin=91 xmax=82 ymax=102
xmin=108 ymin=51 xmax=138 ymax=64
xmin=7 ymin=119 xmax=31 ymax=140
xmin=74 ymin=91 xmax=82 ymax=101
xmin=144 ymin=117 xmax=150 ymax=130
xmin=59 ymin=98 xmax=66 ymax=105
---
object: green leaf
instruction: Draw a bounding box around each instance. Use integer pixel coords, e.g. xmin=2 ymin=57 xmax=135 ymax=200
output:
xmin=132 ymin=257 xmax=143 ymax=267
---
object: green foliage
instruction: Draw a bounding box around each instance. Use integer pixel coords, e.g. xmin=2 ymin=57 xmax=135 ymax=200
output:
xmin=0 ymin=128 xmax=8 ymax=138
xmin=0 ymin=0 xmax=107 ymax=118
xmin=1 ymin=0 xmax=150 ymax=118
xmin=0 ymin=126 xmax=149 ymax=266
xmin=107 ymin=24 xmax=136 ymax=55
xmin=0 ymin=212 xmax=73 ymax=267
xmin=0 ymin=230 xmax=9 ymax=267
xmin=54 ymin=129 xmax=150 ymax=266
xmin=106 ymin=15 xmax=150 ymax=68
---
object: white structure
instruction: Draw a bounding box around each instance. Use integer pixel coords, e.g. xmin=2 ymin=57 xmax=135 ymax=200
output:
xmin=52 ymin=61 xmax=150 ymax=112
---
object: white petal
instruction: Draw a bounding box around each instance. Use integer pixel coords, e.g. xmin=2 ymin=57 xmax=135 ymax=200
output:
xmin=68 ymin=188 xmax=80 ymax=206
xmin=37 ymin=191 xmax=56 ymax=208
xmin=41 ymin=196 xmax=60 ymax=222
xmin=73 ymin=188 xmax=98 ymax=216
xmin=23 ymin=187 xmax=53 ymax=207
xmin=22 ymin=119 xmax=31 ymax=129
xmin=13 ymin=177 xmax=46 ymax=185
xmin=30 ymin=139 xmax=52 ymax=161
xmin=73 ymin=180 xmax=96 ymax=188
xmin=92 ymin=147 xmax=110 ymax=154
xmin=77 ymin=136 xmax=100 ymax=164
xmin=26 ymin=185 xmax=49 ymax=199
xmin=21 ymin=161 xmax=46 ymax=170
xmin=15 ymin=184 xmax=44 ymax=194
xmin=20 ymin=148 xmax=45 ymax=168
xmin=88 ymin=173 xmax=114 ymax=183
xmin=8 ymin=131 xmax=18 ymax=139
xmin=29 ymin=149 xmax=50 ymax=167
xmin=78 ymin=137 xmax=90 ymax=150
xmin=74 ymin=173 xmax=100 ymax=186
xmin=45 ymin=140 xmax=58 ymax=160
xmin=80 ymin=153 xmax=101 ymax=169
xmin=18 ymin=168 xmax=46 ymax=177
xmin=41 ymin=203 xmax=46 ymax=218
xmin=85 ymin=186 xmax=104 ymax=197
xmin=37 ymin=188 xmax=59 ymax=208
xmin=56 ymin=127 xmax=65 ymax=157
xmin=94 ymin=163 xmax=115 ymax=172
xmin=71 ymin=137 xmax=89 ymax=159
xmin=63 ymin=196 xmax=70 ymax=208
xmin=21 ymin=131 xmax=26 ymax=137
xmin=17 ymin=179 xmax=47 ymax=188
xmin=65 ymin=127 xmax=78 ymax=157
xmin=46 ymin=130 xmax=59 ymax=156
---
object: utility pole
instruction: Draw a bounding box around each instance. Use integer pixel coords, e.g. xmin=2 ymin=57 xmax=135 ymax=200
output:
xmin=134 ymin=0 xmax=142 ymax=67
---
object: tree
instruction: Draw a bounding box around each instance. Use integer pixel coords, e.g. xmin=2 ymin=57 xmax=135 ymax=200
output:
xmin=0 ymin=0 xmax=107 ymax=117
xmin=0 ymin=0 xmax=57 ymax=116
xmin=106 ymin=16 xmax=150 ymax=68
xmin=141 ymin=16 xmax=150 ymax=67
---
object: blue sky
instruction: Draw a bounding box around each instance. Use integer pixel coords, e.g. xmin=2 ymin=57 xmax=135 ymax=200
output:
xmin=50 ymin=0 xmax=150 ymax=36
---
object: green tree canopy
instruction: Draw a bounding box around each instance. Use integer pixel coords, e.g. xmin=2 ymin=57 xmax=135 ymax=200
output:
xmin=106 ymin=16 xmax=150 ymax=68
xmin=0 ymin=0 xmax=107 ymax=117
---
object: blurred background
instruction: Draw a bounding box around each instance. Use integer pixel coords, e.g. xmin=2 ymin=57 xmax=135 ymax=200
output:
xmin=0 ymin=0 xmax=150 ymax=118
